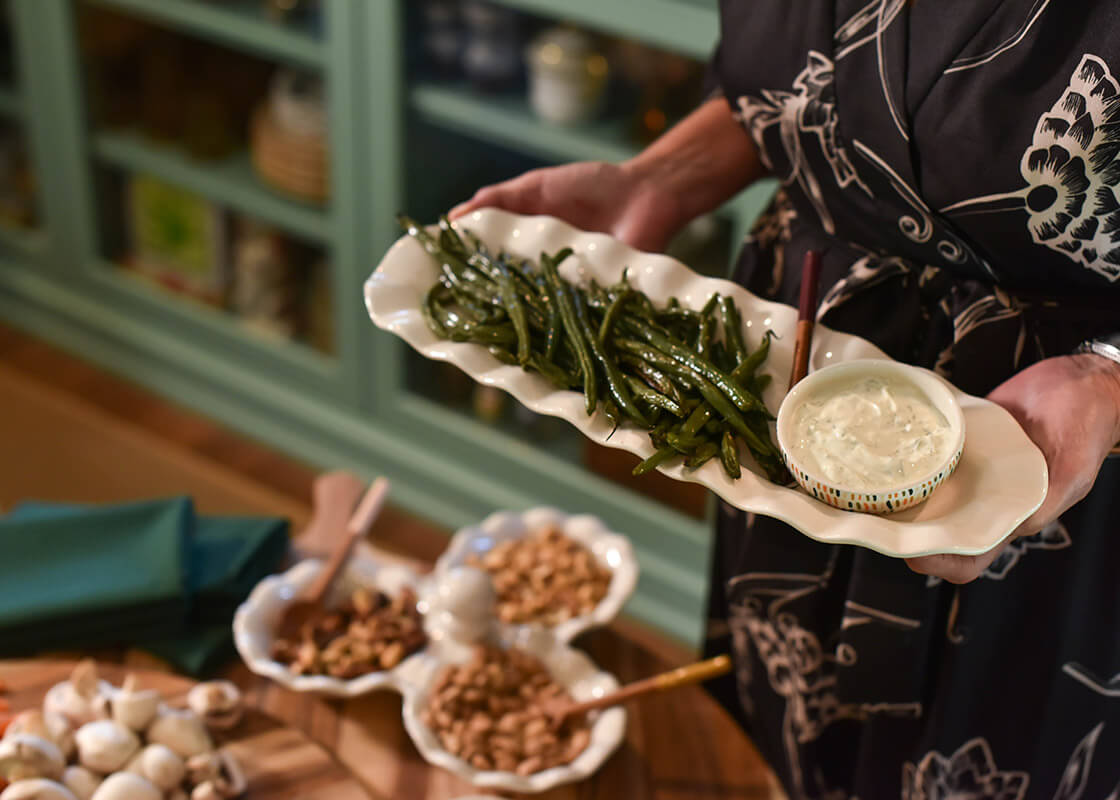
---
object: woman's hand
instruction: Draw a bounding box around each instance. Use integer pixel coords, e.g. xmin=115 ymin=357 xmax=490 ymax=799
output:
xmin=450 ymin=161 xmax=684 ymax=252
xmin=449 ymin=97 xmax=766 ymax=253
xmin=905 ymin=354 xmax=1120 ymax=583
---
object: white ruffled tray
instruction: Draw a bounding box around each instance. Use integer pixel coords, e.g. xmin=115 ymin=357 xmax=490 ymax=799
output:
xmin=365 ymin=209 xmax=1049 ymax=558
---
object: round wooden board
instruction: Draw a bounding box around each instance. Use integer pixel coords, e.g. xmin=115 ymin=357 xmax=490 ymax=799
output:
xmin=0 ymin=660 xmax=371 ymax=800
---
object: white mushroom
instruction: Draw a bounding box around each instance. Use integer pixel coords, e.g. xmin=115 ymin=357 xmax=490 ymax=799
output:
xmin=43 ymin=663 xmax=113 ymax=728
xmin=124 ymin=744 xmax=184 ymax=792
xmin=145 ymin=709 xmax=212 ymax=759
xmin=185 ymin=750 xmax=245 ymax=800
xmin=184 ymin=752 xmax=221 ymax=786
xmin=73 ymin=721 xmax=139 ymax=774
xmin=0 ymin=779 xmax=79 ymax=800
xmin=3 ymin=713 xmax=74 ymax=760
xmin=88 ymin=773 xmax=160 ymax=800
xmin=186 ymin=683 xmax=242 ymax=731
xmin=109 ymin=677 xmax=160 ymax=733
xmin=0 ymin=735 xmax=65 ymax=781
xmin=60 ymin=766 xmax=102 ymax=800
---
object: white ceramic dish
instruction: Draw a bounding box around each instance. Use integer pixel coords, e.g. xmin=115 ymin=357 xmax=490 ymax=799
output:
xmin=232 ymin=555 xmax=428 ymax=697
xmin=400 ymin=626 xmax=626 ymax=795
xmin=777 ymin=360 xmax=966 ymax=514
xmin=365 ymin=209 xmax=1049 ymax=558
xmin=433 ymin=507 xmax=638 ymax=644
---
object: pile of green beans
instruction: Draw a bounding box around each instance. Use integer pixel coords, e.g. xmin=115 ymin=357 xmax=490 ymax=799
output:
xmin=399 ymin=215 xmax=788 ymax=483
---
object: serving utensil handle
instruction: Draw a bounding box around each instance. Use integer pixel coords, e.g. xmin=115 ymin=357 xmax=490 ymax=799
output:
xmin=306 ymin=476 xmax=391 ymax=605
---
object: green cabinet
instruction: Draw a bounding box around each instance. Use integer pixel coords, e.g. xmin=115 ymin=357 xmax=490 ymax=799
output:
xmin=0 ymin=0 xmax=773 ymax=647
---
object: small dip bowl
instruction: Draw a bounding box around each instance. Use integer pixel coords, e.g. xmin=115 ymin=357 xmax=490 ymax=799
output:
xmin=776 ymin=359 xmax=966 ymax=514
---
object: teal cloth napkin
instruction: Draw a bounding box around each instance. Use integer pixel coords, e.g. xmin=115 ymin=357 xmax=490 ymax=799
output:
xmin=1 ymin=499 xmax=289 ymax=676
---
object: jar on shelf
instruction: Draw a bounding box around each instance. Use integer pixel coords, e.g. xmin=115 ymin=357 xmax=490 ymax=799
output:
xmin=461 ymin=0 xmax=523 ymax=92
xmin=231 ymin=219 xmax=301 ymax=339
xmin=420 ymin=0 xmax=464 ymax=79
xmin=524 ymin=27 xmax=609 ymax=126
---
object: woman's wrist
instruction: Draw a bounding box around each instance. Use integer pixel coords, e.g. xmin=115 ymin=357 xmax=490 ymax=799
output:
xmin=1071 ymin=352 xmax=1120 ymax=443
xmin=621 ymin=97 xmax=766 ymax=233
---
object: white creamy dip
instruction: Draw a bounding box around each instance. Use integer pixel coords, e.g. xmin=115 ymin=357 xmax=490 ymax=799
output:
xmin=788 ymin=375 xmax=953 ymax=491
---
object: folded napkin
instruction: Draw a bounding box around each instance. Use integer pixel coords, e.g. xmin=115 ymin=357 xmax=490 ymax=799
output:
xmin=1 ymin=498 xmax=289 ymax=676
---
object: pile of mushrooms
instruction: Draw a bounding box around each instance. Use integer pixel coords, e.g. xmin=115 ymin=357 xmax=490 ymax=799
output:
xmin=0 ymin=661 xmax=246 ymax=800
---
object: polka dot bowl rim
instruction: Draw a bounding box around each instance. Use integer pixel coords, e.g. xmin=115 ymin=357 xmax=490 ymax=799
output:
xmin=775 ymin=359 xmax=966 ymax=515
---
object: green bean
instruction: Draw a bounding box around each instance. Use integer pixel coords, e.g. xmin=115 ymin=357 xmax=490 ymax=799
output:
xmin=573 ymin=290 xmax=648 ymax=426
xmin=633 ymin=445 xmax=678 ymax=476
xmin=718 ymin=296 xmax=748 ymax=367
xmin=720 ymin=431 xmax=742 ymax=479
xmin=739 ymin=330 xmax=775 ymax=379
xmin=612 ymin=338 xmax=766 ymax=450
xmin=598 ymin=288 xmax=633 ymax=349
xmin=624 ymin=376 xmax=684 ymax=417
xmin=620 ymin=318 xmax=768 ymax=416
xmin=541 ymin=249 xmax=596 ymax=415
xmin=685 ymin=442 xmax=720 ymax=470
xmin=493 ymin=259 xmax=531 ymax=365
xmin=618 ymin=355 xmax=685 ymax=406
xmin=695 ymin=293 xmax=719 ymax=358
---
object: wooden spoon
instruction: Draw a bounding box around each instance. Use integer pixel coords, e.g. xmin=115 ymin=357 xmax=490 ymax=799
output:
xmin=546 ymin=654 xmax=732 ymax=727
xmin=276 ymin=476 xmax=391 ymax=640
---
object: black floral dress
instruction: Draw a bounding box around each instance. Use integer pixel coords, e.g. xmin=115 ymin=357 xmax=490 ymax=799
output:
xmin=703 ymin=3 xmax=1120 ymax=798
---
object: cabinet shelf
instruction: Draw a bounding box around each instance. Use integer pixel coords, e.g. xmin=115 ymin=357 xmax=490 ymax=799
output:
xmin=0 ymin=85 xmax=19 ymax=119
xmin=410 ymin=82 xmax=638 ymax=166
xmin=485 ymin=0 xmax=718 ymax=60
xmin=92 ymin=130 xmax=330 ymax=244
xmin=0 ymin=225 xmax=45 ymax=258
xmin=83 ymin=0 xmax=323 ymax=68
xmin=95 ymin=262 xmax=336 ymax=376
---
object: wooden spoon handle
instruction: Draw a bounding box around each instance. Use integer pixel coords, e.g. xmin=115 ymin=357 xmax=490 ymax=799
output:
xmin=296 ymin=471 xmax=367 ymax=558
xmin=560 ymin=655 xmax=732 ymax=718
xmin=305 ymin=477 xmax=391 ymax=604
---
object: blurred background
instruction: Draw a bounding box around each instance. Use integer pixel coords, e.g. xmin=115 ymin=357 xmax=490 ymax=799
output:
xmin=0 ymin=0 xmax=776 ymax=647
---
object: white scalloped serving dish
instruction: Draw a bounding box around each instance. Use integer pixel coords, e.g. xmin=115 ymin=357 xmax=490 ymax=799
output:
xmin=365 ymin=208 xmax=1048 ymax=558
xmin=433 ymin=507 xmax=638 ymax=644
xmin=232 ymin=555 xmax=427 ymax=697
xmin=399 ymin=626 xmax=626 ymax=795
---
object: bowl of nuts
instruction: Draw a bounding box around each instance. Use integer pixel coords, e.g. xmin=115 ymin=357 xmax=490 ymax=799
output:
xmin=433 ymin=508 xmax=638 ymax=644
xmin=232 ymin=555 xmax=428 ymax=697
xmin=400 ymin=627 xmax=626 ymax=794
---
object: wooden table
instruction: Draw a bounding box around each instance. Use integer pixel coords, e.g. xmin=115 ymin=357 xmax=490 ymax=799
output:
xmin=28 ymin=618 xmax=779 ymax=800
xmin=0 ymin=348 xmax=782 ymax=800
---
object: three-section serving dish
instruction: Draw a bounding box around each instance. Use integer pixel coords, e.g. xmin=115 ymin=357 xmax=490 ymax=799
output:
xmin=233 ymin=508 xmax=636 ymax=794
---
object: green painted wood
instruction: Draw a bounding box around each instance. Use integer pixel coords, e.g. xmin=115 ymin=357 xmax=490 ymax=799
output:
xmin=410 ymin=82 xmax=638 ymax=166
xmin=0 ymin=85 xmax=20 ymax=118
xmin=320 ymin=0 xmax=363 ymax=410
xmin=91 ymin=261 xmax=337 ymax=375
xmin=485 ymin=0 xmax=719 ymax=60
xmin=0 ymin=225 xmax=47 ymax=258
xmin=9 ymin=0 xmax=99 ymax=274
xmin=92 ymin=130 xmax=331 ymax=243
xmin=363 ymin=0 xmax=407 ymax=414
xmin=83 ymin=0 xmax=323 ymax=68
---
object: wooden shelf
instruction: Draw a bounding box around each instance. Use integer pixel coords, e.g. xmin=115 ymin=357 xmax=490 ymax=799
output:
xmin=92 ymin=130 xmax=330 ymax=243
xmin=486 ymin=0 xmax=718 ymax=60
xmin=96 ymin=261 xmax=336 ymax=375
xmin=84 ymin=0 xmax=323 ymax=68
xmin=0 ymin=224 xmax=45 ymax=257
xmin=0 ymin=85 xmax=20 ymax=119
xmin=410 ymin=82 xmax=639 ymax=166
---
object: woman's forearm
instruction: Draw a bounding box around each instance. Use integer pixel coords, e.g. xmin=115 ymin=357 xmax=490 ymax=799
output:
xmin=622 ymin=97 xmax=767 ymax=232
